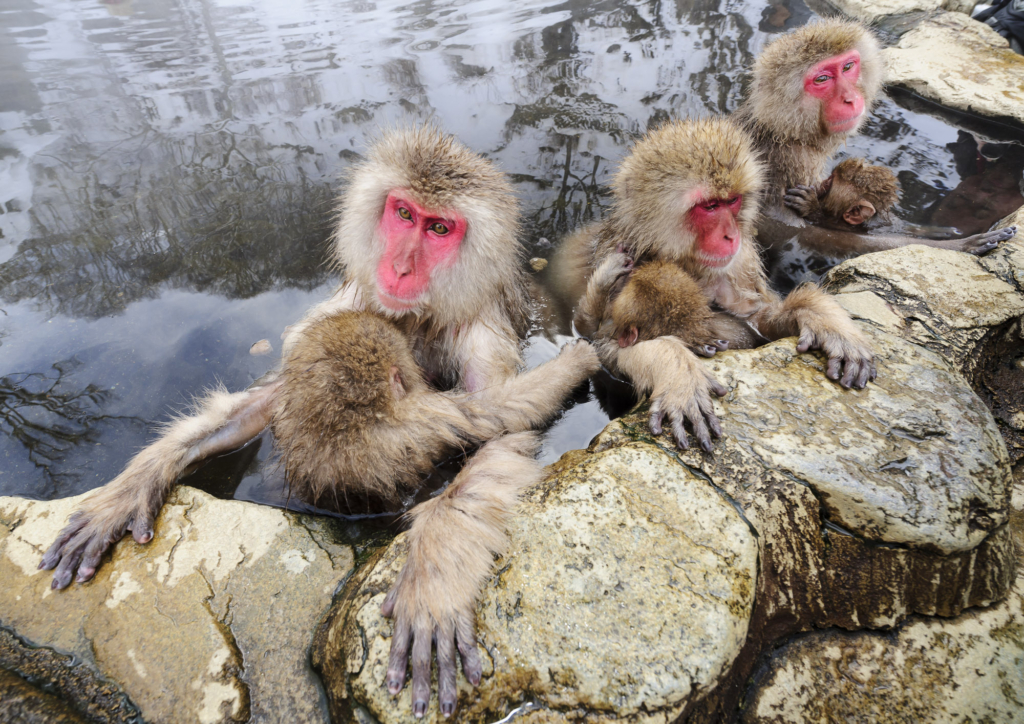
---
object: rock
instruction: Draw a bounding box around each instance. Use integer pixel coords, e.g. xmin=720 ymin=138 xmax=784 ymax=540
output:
xmin=882 ymin=12 xmax=1024 ymax=126
xmin=827 ymin=245 xmax=1024 ymax=367
xmin=742 ymin=463 xmax=1024 ymax=724
xmin=0 ymin=487 xmax=353 ymax=724
xmin=314 ymin=443 xmax=759 ymax=724
xmin=249 ymin=339 xmax=273 ymax=355
xmin=529 ymin=257 xmax=549 ymax=271
xmin=741 ymin=570 xmax=1024 ymax=723
xmin=0 ymin=668 xmax=90 ymax=724
xmin=826 ymin=0 xmax=941 ymax=23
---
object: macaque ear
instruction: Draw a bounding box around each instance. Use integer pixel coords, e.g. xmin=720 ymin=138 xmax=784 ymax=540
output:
xmin=843 ymin=200 xmax=875 ymax=226
xmin=617 ymin=326 xmax=639 ymax=348
xmin=390 ymin=365 xmax=407 ymax=400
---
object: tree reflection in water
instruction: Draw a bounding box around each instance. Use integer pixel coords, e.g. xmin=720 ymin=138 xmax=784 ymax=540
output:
xmin=0 ymin=360 xmax=145 ymax=499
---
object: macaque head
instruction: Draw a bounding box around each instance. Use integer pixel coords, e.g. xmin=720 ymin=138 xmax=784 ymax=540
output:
xmin=333 ymin=126 xmax=523 ymax=326
xmin=610 ymin=118 xmax=764 ymax=274
xmin=821 ymin=158 xmax=899 ymax=227
xmin=610 ymin=261 xmax=716 ymax=350
xmin=748 ymin=19 xmax=883 ymax=143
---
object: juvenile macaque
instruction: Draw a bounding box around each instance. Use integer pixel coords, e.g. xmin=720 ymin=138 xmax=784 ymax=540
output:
xmin=592 ymin=256 xmax=765 ymax=356
xmin=40 ymin=127 xmax=597 ymax=719
xmin=785 ymin=158 xmax=899 ymax=229
xmin=560 ymin=117 xmax=874 ymax=451
xmin=737 ymin=19 xmax=1017 ymax=256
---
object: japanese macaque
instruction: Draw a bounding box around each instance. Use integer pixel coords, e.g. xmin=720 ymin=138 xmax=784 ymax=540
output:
xmin=785 ymin=158 xmax=899 ymax=229
xmin=736 ymin=19 xmax=1017 ymax=257
xmin=582 ymin=256 xmax=765 ymax=357
xmin=39 ymin=127 xmax=599 ymax=718
xmin=558 ymin=117 xmax=875 ymax=451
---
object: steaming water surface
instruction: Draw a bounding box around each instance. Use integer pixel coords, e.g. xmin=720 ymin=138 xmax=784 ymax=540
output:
xmin=1 ymin=0 xmax=1021 ymax=524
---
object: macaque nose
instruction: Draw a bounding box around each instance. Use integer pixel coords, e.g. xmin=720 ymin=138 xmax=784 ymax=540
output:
xmin=393 ymin=258 xmax=414 ymax=278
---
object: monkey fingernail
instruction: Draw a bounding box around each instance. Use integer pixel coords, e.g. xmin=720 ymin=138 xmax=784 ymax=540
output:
xmin=413 ymin=701 xmax=428 ymax=717
xmin=387 ymin=679 xmax=403 ymax=695
xmin=441 ymin=702 xmax=456 ymax=717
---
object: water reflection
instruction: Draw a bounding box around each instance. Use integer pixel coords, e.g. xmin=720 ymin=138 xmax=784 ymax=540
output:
xmin=0 ymin=0 xmax=1020 ymax=508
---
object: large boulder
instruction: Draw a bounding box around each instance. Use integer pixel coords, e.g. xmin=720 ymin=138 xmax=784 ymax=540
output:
xmin=0 ymin=487 xmax=353 ymax=724
xmin=881 ymin=12 xmax=1024 ymax=126
xmin=314 ymin=241 xmax=1020 ymax=723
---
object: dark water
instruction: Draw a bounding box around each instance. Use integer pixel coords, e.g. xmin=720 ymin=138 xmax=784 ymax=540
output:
xmin=1 ymin=0 xmax=1021 ymax=512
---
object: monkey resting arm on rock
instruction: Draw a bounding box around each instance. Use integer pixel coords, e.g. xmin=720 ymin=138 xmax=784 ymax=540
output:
xmin=40 ymin=126 xmax=598 ymax=719
xmin=560 ymin=117 xmax=875 ymax=452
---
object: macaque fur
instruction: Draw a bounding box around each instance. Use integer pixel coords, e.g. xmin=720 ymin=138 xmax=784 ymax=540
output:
xmin=786 ymin=158 xmax=899 ymax=228
xmin=561 ymin=117 xmax=875 ymax=451
xmin=737 ymin=19 xmax=1016 ymax=256
xmin=41 ymin=127 xmax=599 ymax=719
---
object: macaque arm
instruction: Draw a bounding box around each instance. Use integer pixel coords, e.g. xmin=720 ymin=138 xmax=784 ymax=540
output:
xmin=608 ymin=336 xmax=727 ymax=451
xmin=783 ymin=185 xmax=823 ymax=220
xmin=752 ymin=284 xmax=876 ymax=389
xmin=281 ymin=282 xmax=365 ymax=358
xmin=40 ymin=380 xmax=282 ymax=589
xmin=760 ymin=214 xmax=1017 ymax=257
xmin=572 ymin=251 xmax=633 ymax=339
xmin=449 ymin=303 xmax=523 ymax=392
xmin=382 ymin=431 xmax=541 ymax=717
xmin=452 ymin=339 xmax=600 ymax=440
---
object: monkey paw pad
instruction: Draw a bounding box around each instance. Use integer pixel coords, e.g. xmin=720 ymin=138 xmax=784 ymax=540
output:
xmin=314 ymin=444 xmax=757 ymax=724
xmin=0 ymin=487 xmax=354 ymax=724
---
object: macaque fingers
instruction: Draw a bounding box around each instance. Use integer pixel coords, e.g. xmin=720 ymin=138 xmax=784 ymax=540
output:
xmin=410 ymin=629 xmax=433 ymax=717
xmin=434 ymin=626 xmax=458 ymax=717
xmin=455 ymin=618 xmax=483 ymax=686
xmin=386 ymin=615 xmax=413 ymax=695
xmin=960 ymin=225 xmax=1016 ymax=255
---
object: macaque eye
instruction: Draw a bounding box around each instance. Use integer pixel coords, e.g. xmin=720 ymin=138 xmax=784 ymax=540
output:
xmin=726 ymin=196 xmax=740 ymax=206
xmin=814 ymin=74 xmax=830 ymax=84
xmin=843 ymin=61 xmax=855 ymax=72
xmin=702 ymin=202 xmax=719 ymax=211
xmin=398 ymin=207 xmax=413 ymax=220
xmin=430 ymin=222 xmax=449 ymax=235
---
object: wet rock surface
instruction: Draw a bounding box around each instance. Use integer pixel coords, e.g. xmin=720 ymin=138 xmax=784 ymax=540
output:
xmin=881 ymin=11 xmax=1024 ymax=126
xmin=0 ymin=487 xmax=353 ymax=724
xmin=314 ymin=443 xmax=759 ymax=724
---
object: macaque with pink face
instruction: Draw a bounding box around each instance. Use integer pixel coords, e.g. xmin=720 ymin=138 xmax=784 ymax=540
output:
xmin=737 ymin=19 xmax=1016 ymax=257
xmin=558 ymin=118 xmax=875 ymax=452
xmin=39 ymin=127 xmax=602 ymax=719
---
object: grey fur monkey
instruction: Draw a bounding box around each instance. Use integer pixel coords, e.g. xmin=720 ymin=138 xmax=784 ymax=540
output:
xmin=40 ymin=127 xmax=599 ymax=719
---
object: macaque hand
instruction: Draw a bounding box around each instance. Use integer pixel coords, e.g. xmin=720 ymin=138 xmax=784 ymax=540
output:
xmin=593 ymin=249 xmax=635 ymax=288
xmin=559 ymin=336 xmax=602 ymax=374
xmin=691 ymin=338 xmax=731 ymax=358
xmin=796 ymin=322 xmax=876 ymax=390
xmin=382 ymin=578 xmax=482 ymax=718
xmin=953 ymin=225 xmax=1017 ymax=255
xmin=39 ymin=488 xmax=157 ymax=590
xmin=648 ymin=352 xmax=728 ymax=452
xmin=783 ymin=185 xmax=819 ymax=218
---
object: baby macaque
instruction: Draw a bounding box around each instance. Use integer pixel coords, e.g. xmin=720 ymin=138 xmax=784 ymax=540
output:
xmin=784 ymin=158 xmax=899 ymax=229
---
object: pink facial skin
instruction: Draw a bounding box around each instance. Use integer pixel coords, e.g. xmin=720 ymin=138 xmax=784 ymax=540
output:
xmin=688 ymin=195 xmax=743 ymax=268
xmin=376 ymin=192 xmax=467 ymax=310
xmin=803 ymin=50 xmax=864 ymax=133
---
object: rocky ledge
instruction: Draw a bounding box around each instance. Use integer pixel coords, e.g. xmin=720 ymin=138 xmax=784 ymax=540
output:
xmin=315 ymin=235 xmax=1024 ymax=724
xmin=0 ymin=487 xmax=353 ymax=724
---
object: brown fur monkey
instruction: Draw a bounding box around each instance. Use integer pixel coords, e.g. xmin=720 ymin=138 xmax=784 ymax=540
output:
xmin=785 ymin=158 xmax=899 ymax=229
xmin=737 ymin=19 xmax=1017 ymax=256
xmin=560 ymin=117 xmax=875 ymax=451
xmin=40 ymin=127 xmax=597 ymax=718
xmin=586 ymin=257 xmax=764 ymax=356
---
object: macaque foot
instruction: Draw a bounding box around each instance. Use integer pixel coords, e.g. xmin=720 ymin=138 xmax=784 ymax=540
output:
xmin=796 ymin=328 xmax=876 ymax=390
xmin=382 ymin=587 xmax=482 ymax=718
xmin=957 ymin=225 xmax=1016 ymax=255
xmin=40 ymin=503 xmax=156 ymax=589
xmin=649 ymin=371 xmax=728 ymax=452
xmin=783 ymin=185 xmax=818 ymax=217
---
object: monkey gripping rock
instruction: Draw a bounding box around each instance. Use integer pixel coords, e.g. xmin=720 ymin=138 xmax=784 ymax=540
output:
xmin=0 ymin=486 xmax=353 ymax=724
xmin=313 ymin=443 xmax=759 ymax=724
xmin=315 ymin=239 xmax=1021 ymax=722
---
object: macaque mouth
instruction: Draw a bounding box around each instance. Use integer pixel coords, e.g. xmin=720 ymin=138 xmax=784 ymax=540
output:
xmin=828 ymin=111 xmax=863 ymax=131
xmin=377 ymin=288 xmax=422 ymax=310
